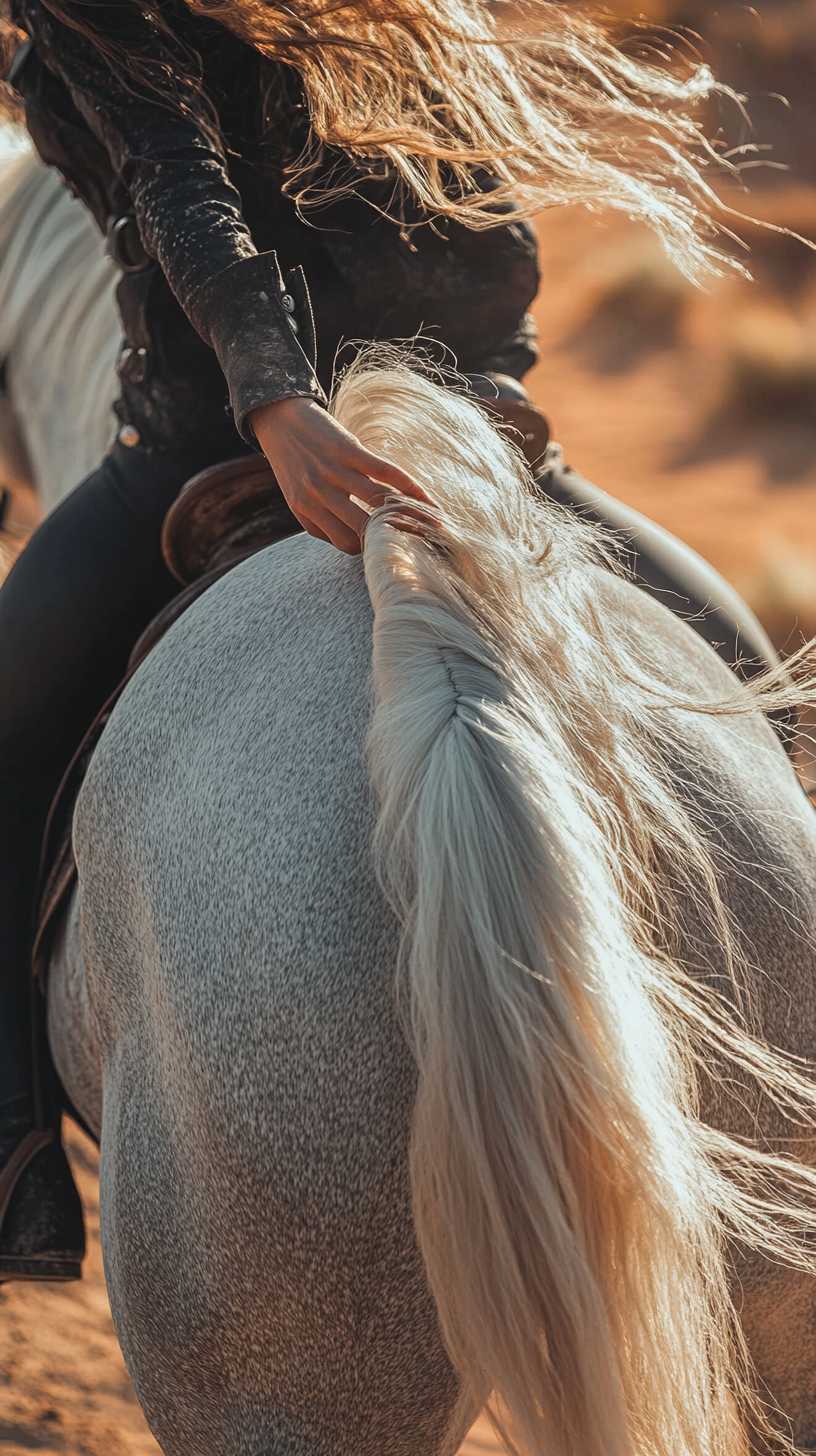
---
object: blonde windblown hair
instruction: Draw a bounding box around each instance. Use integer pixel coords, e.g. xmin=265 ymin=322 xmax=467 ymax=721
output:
xmin=332 ymin=351 xmax=816 ymax=1456
xmin=183 ymin=0 xmax=750 ymax=282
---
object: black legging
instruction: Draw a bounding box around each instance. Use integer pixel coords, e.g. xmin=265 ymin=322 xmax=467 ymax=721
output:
xmin=0 ymin=443 xmax=220 ymax=1104
xmin=0 ymin=445 xmax=225 ymax=785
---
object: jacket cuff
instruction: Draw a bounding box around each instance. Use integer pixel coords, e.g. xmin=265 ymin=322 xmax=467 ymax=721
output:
xmin=187 ymin=251 xmax=326 ymax=443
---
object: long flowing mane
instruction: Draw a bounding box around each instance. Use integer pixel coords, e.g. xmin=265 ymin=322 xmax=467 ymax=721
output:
xmin=335 ymin=352 xmax=816 ymax=1456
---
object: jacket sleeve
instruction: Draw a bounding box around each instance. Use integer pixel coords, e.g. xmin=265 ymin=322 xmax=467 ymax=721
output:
xmin=12 ymin=0 xmax=325 ymax=436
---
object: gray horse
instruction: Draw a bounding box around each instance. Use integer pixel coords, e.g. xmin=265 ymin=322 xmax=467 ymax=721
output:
xmin=46 ymin=361 xmax=816 ymax=1456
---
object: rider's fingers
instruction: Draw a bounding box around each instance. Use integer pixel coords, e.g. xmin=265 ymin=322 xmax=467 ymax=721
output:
xmin=383 ymin=507 xmax=438 ymax=537
xmin=304 ymin=519 xmax=332 ymax=545
xmin=343 ymin=445 xmax=434 ymax=506
xmin=318 ymin=464 xmax=442 ymax=534
xmin=319 ymin=473 xmax=441 ymax=548
xmin=296 ymin=490 xmax=368 ymax=555
xmin=358 ymin=506 xmax=439 ymax=548
xmin=282 ymin=491 xmax=330 ymax=542
xmin=287 ymin=460 xmax=436 ymax=554
xmin=301 ymin=471 xmax=386 ymax=536
xmin=282 ymin=495 xmax=337 ymax=548
xmin=351 ymin=495 xmax=438 ymax=539
xmin=308 ymin=515 xmax=363 ymax=555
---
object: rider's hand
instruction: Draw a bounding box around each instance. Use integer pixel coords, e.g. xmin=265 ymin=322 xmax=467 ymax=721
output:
xmin=250 ymin=396 xmax=434 ymax=554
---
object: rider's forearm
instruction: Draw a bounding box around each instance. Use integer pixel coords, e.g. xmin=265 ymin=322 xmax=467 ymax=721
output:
xmin=187 ymin=254 xmax=325 ymax=442
xmin=13 ymin=0 xmax=252 ymax=300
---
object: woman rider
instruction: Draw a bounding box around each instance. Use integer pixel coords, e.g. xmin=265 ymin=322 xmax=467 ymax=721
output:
xmin=0 ymin=0 xmax=766 ymax=1280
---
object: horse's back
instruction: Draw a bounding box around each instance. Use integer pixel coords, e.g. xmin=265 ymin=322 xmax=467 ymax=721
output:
xmin=71 ymin=534 xmax=465 ymax=1456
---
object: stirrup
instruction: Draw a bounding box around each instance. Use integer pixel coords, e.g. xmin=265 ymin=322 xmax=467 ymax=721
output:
xmin=0 ymin=1103 xmax=85 ymax=1282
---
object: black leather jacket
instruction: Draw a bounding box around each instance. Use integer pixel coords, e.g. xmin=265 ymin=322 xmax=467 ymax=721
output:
xmin=8 ymin=0 xmax=539 ymax=438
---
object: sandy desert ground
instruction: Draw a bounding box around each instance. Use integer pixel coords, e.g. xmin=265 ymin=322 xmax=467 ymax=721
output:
xmin=2 ymin=1 xmax=816 ymax=1452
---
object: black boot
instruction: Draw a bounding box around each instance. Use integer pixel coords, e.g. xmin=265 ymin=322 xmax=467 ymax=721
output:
xmin=0 ymin=782 xmax=85 ymax=1282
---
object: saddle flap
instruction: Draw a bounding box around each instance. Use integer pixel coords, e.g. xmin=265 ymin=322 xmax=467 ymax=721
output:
xmin=161 ymin=456 xmax=300 ymax=585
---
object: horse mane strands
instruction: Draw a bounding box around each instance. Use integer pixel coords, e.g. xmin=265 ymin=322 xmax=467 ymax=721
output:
xmin=333 ymin=352 xmax=816 ymax=1456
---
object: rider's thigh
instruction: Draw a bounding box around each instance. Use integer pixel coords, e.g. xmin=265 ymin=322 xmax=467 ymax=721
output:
xmin=0 ymin=447 xmax=191 ymax=781
xmin=539 ymin=449 xmax=779 ymax=681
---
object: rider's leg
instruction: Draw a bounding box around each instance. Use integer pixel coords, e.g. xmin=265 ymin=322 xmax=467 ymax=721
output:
xmin=537 ymin=446 xmax=779 ymax=681
xmin=0 ymin=775 xmax=85 ymax=1280
xmin=0 ymin=263 xmax=244 ymax=1281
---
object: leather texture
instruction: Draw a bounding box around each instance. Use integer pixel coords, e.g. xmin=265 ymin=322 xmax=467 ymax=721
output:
xmin=0 ymin=1093 xmax=85 ymax=1282
xmin=0 ymin=1127 xmax=52 ymax=1227
xmin=188 ymin=252 xmax=324 ymax=438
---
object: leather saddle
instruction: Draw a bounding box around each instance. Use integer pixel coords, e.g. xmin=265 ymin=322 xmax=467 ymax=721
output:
xmin=32 ymin=385 xmax=551 ymax=991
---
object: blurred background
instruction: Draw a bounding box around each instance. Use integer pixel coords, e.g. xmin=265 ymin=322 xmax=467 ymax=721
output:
xmin=526 ymin=0 xmax=816 ymax=650
xmin=1 ymin=4 xmax=816 ymax=1455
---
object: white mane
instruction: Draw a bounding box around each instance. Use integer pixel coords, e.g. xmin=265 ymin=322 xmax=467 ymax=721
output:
xmin=338 ymin=357 xmax=816 ymax=1456
xmin=0 ymin=148 xmax=120 ymax=509
xmin=47 ymin=359 xmax=816 ymax=1456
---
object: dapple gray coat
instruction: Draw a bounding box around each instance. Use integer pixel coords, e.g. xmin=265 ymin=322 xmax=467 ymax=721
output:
xmin=49 ymin=527 xmax=816 ymax=1456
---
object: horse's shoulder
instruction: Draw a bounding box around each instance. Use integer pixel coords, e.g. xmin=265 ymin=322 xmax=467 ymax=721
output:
xmin=115 ymin=534 xmax=371 ymax=723
xmin=168 ymin=532 xmax=370 ymax=666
